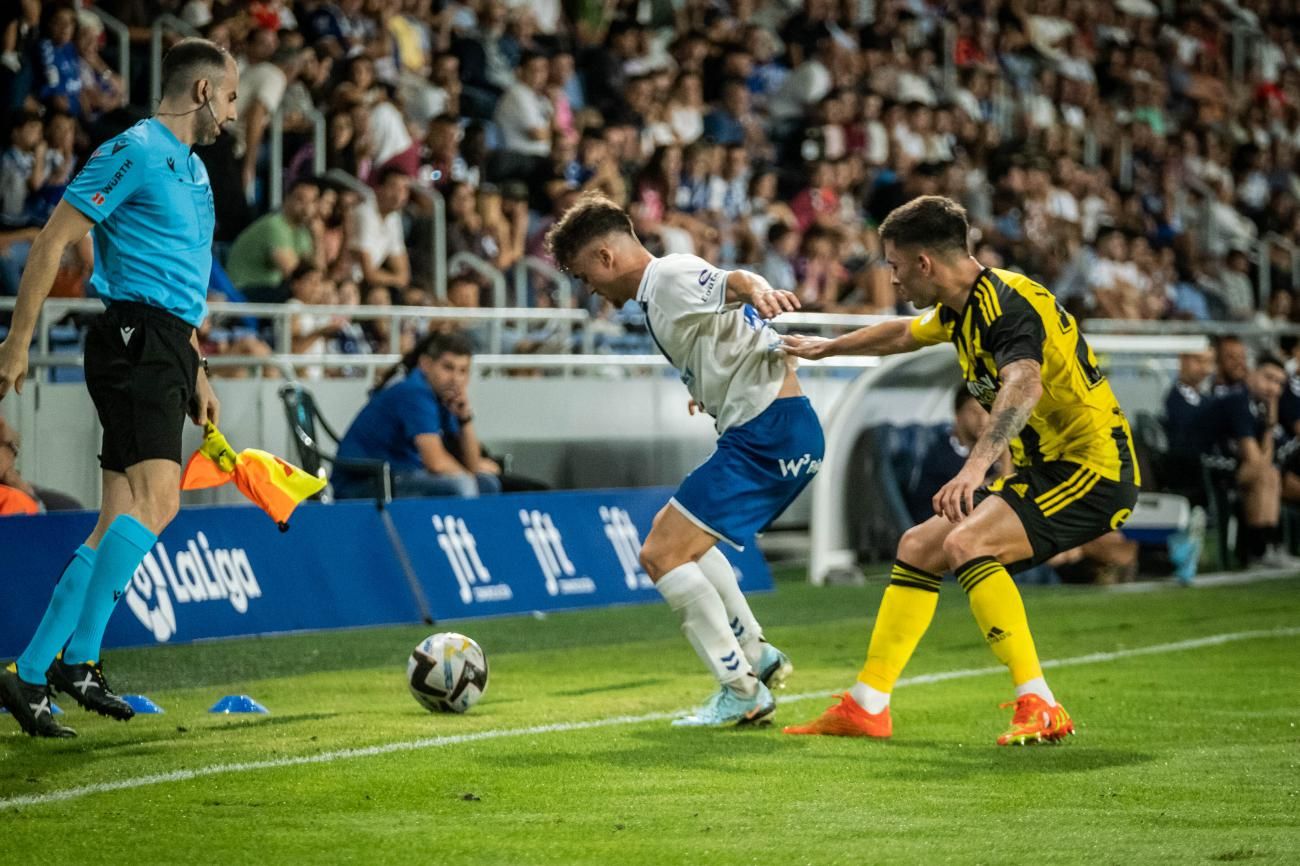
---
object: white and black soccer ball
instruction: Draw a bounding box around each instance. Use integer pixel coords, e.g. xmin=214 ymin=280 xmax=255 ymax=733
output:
xmin=407 ymin=632 xmax=489 ymax=713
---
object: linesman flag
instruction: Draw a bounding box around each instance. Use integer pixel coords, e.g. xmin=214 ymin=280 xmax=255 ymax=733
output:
xmin=182 ymin=424 xmax=326 ymax=530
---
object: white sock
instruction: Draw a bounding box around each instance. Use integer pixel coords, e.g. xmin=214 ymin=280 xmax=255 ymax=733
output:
xmin=849 ymin=681 xmax=890 ymax=714
xmin=656 ymin=562 xmax=754 ymax=694
xmin=697 ymin=546 xmax=765 ymax=667
xmin=1014 ymin=676 xmax=1056 ymax=706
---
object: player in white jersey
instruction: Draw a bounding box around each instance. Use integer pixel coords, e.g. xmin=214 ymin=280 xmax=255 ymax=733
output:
xmin=547 ymin=193 xmax=824 ymax=727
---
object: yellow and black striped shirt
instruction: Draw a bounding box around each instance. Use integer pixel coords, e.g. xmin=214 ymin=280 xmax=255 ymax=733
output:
xmin=909 ymin=267 xmax=1140 ymax=486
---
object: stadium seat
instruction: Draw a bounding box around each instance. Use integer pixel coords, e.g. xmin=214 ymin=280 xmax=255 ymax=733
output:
xmin=278 ymin=382 xmax=391 ymax=505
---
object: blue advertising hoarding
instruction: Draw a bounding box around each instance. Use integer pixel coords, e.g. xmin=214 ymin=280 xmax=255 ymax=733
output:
xmin=385 ymin=487 xmax=773 ymax=621
xmin=0 ymin=501 xmax=419 ymax=657
xmin=0 ymin=488 xmax=774 ymax=657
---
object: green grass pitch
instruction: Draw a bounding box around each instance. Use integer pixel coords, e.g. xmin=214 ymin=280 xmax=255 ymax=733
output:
xmin=3 ymin=572 xmax=1298 ymax=865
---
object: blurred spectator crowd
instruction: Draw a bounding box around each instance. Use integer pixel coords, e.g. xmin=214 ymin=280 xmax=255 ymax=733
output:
xmin=2 ymin=0 xmax=1300 ymax=371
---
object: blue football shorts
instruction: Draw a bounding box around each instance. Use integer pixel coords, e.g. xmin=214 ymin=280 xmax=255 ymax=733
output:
xmin=670 ymin=396 xmax=825 ymax=549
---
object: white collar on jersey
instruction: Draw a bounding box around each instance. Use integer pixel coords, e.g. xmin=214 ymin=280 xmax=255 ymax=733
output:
xmin=635 ymin=256 xmax=660 ymax=303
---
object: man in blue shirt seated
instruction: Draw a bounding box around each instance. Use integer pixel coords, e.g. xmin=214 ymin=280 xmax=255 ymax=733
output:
xmin=333 ymin=331 xmax=502 ymax=499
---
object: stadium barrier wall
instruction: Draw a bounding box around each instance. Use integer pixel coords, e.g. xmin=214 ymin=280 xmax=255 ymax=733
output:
xmin=0 ymin=488 xmax=772 ymax=658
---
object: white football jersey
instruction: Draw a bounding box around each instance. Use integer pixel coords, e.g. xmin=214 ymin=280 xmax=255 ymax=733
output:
xmin=636 ymin=254 xmax=790 ymax=432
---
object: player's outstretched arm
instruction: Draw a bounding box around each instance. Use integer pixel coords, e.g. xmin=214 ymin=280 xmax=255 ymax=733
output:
xmin=0 ymin=200 xmax=92 ymax=399
xmin=781 ymin=318 xmax=921 ymax=361
xmin=933 ymin=359 xmax=1042 ymax=523
xmin=726 ymin=269 xmax=800 ymax=319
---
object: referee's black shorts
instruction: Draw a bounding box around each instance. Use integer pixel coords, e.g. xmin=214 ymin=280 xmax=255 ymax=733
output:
xmin=974 ymin=461 xmax=1139 ymax=568
xmin=84 ymin=301 xmax=198 ymax=473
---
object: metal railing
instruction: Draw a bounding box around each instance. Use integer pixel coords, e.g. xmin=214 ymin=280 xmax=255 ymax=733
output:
xmin=0 ymin=298 xmax=592 ymax=379
xmin=149 ymin=15 xmax=201 ymax=107
xmin=268 ymin=104 xmax=327 ymax=210
xmin=88 ymin=7 xmax=131 ymax=106
xmin=5 ymin=300 xmax=1219 ymax=383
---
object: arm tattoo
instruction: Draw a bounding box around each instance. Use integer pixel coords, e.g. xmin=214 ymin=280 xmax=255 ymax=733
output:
xmin=968 ymin=361 xmax=1042 ymax=469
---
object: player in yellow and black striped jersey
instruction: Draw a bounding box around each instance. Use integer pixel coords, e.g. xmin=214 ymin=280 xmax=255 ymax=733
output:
xmin=782 ymin=195 xmax=1138 ymax=746
xmin=907 ymin=265 xmax=1141 ymax=559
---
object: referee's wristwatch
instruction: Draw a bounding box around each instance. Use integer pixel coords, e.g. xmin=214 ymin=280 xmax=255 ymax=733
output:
xmin=198 ymin=354 xmax=210 ymax=377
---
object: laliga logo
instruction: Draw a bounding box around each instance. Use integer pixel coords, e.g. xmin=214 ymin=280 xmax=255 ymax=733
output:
xmin=520 ymin=509 xmax=595 ymax=596
xmin=124 ymin=532 xmax=262 ymax=643
xmin=433 ymin=514 xmax=512 ymax=604
xmin=600 ymin=506 xmax=652 ymax=590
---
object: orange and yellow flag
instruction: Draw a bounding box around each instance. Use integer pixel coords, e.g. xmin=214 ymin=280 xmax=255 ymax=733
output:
xmin=181 ymin=424 xmax=326 ymax=530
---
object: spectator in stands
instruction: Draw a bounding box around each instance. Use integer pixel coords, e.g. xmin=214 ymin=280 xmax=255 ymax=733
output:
xmin=1206 ymin=249 xmax=1257 ymax=321
xmin=703 ymin=79 xmax=751 ymax=147
xmin=0 ymin=110 xmax=41 ymax=226
xmin=226 ymin=177 xmax=324 ymax=302
xmin=493 ymin=50 xmax=553 ymax=177
xmin=332 ymin=330 xmax=502 ymax=499
xmin=1212 ymin=353 xmax=1291 ymax=567
xmin=759 ymin=223 xmax=799 ymax=292
xmin=285 ymin=263 xmax=345 ymax=380
xmin=36 ymin=6 xmax=80 ymax=117
xmin=73 ymin=10 xmax=125 ymax=127
xmin=237 ymin=29 xmax=291 ymax=196
xmin=351 ymin=165 xmax=411 ymax=291
xmin=25 ymin=111 xmax=75 ymax=225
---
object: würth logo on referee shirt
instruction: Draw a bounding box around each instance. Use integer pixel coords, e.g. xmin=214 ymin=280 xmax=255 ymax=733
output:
xmin=96 ymin=159 xmax=133 ymax=203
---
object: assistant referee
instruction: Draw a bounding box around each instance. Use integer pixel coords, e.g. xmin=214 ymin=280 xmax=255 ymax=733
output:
xmin=0 ymin=39 xmax=239 ymax=738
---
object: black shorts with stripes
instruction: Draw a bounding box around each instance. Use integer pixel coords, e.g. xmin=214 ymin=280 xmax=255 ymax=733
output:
xmin=974 ymin=461 xmax=1139 ymax=567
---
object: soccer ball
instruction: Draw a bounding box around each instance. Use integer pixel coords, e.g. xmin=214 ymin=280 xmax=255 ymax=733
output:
xmin=407 ymin=632 xmax=489 ymax=713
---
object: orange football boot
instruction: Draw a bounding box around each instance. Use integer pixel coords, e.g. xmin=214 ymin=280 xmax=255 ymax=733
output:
xmin=996 ymin=694 xmax=1075 ymax=746
xmin=783 ymin=692 xmax=892 ymax=738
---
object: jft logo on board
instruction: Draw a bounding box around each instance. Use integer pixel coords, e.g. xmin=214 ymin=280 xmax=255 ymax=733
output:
xmin=433 ymin=515 xmax=513 ymax=604
xmin=124 ymin=532 xmax=263 ymax=643
xmin=519 ymin=509 xmax=595 ymax=597
xmin=600 ymin=505 xmax=652 ymax=590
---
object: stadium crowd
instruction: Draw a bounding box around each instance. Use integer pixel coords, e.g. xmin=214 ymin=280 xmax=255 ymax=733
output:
xmin=0 ymin=0 xmax=1297 ymax=341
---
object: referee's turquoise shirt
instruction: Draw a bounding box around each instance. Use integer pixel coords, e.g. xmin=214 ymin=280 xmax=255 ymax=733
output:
xmin=63 ymin=118 xmax=215 ymax=328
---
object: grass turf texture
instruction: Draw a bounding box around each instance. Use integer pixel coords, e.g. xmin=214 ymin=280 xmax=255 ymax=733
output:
xmin=2 ymin=572 xmax=1298 ymax=865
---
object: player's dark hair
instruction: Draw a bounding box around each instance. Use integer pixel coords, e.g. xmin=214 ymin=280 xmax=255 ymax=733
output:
xmin=878 ymin=195 xmax=970 ymax=256
xmin=1256 ymin=352 xmax=1285 ymax=372
xmin=544 ymin=192 xmax=636 ymax=272
xmin=161 ymin=38 xmax=229 ymax=100
xmin=373 ymin=330 xmax=475 ymax=393
xmin=954 ymin=386 xmax=978 ymax=413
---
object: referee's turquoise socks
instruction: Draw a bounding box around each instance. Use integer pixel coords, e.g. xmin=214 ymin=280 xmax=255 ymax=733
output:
xmin=15 ymin=545 xmax=97 ymax=683
xmin=64 ymin=515 xmax=157 ymax=665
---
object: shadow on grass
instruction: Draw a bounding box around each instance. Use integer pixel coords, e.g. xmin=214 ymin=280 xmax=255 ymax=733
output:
xmin=554 ymin=679 xmax=670 ymax=697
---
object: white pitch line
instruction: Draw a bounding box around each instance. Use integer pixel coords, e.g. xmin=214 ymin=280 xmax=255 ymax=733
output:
xmin=2 ymin=625 xmax=1297 ymax=811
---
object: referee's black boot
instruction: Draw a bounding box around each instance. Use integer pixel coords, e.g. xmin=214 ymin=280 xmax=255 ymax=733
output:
xmin=0 ymin=664 xmax=77 ymax=738
xmin=47 ymin=657 xmax=135 ymax=722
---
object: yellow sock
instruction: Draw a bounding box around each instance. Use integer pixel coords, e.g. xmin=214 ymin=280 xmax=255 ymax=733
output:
xmin=858 ymin=561 xmax=941 ymax=693
xmin=955 ymin=556 xmax=1043 ymax=684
